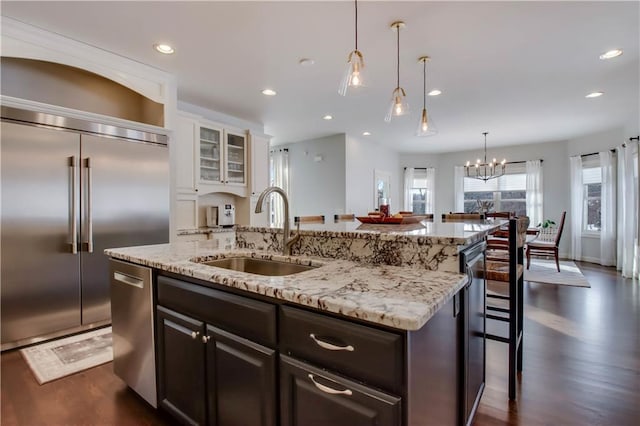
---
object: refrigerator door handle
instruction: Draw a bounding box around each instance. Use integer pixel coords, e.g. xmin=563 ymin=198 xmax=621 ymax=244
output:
xmin=69 ymin=156 xmax=78 ymax=254
xmin=85 ymin=157 xmax=94 ymax=253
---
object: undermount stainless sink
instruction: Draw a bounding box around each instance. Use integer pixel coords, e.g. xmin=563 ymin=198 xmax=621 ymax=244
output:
xmin=198 ymin=257 xmax=318 ymax=276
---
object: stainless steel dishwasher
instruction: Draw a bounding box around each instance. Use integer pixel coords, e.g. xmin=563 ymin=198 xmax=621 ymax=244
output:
xmin=110 ymin=259 xmax=157 ymax=407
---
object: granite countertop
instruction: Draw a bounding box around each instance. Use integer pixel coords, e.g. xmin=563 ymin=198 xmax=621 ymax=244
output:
xmin=177 ymin=227 xmax=235 ymax=236
xmin=237 ymin=219 xmax=503 ymax=246
xmin=105 ymin=241 xmax=467 ymax=331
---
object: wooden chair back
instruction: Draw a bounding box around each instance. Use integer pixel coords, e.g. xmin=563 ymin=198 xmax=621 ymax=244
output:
xmin=486 ymin=211 xmax=515 ymax=219
xmin=442 ymin=213 xmax=485 ymax=221
xmin=294 ymin=215 xmax=325 ymax=224
xmin=334 ymin=214 xmax=355 ymax=223
xmin=553 ymin=211 xmax=567 ymax=246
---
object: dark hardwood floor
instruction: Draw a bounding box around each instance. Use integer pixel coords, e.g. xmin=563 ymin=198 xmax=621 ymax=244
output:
xmin=1 ymin=262 xmax=638 ymax=425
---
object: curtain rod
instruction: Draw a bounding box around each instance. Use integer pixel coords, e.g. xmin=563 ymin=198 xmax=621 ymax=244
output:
xmin=581 ymin=147 xmax=619 ymax=158
xmin=506 ymin=159 xmax=544 ymax=165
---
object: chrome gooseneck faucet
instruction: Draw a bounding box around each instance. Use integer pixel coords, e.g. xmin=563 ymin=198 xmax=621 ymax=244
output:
xmin=255 ymin=186 xmax=300 ymax=255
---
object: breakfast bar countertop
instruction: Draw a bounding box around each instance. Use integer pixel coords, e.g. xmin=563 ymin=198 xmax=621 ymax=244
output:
xmin=105 ymin=241 xmax=467 ymax=331
xmin=238 ymin=218 xmax=503 ymax=246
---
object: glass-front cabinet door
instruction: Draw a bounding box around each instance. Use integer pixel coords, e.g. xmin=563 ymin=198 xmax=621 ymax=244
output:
xmin=224 ymin=130 xmax=247 ymax=186
xmin=199 ymin=125 xmax=223 ymax=184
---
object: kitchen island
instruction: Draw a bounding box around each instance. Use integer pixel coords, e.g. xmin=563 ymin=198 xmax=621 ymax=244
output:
xmin=106 ymin=220 xmax=500 ymax=426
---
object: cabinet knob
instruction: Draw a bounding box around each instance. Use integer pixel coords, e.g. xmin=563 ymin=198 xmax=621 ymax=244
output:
xmin=202 ymin=335 xmax=210 ymax=343
xmin=191 ymin=331 xmax=200 ymax=339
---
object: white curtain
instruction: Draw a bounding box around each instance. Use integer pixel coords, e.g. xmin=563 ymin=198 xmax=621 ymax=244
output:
xmin=270 ymin=149 xmax=289 ymax=227
xmin=454 ymin=166 xmax=465 ymax=212
xmin=616 ymin=141 xmax=639 ymax=278
xmin=525 ymin=160 xmax=543 ymax=226
xmin=599 ymin=151 xmax=616 ymax=266
xmin=403 ymin=167 xmax=415 ymax=212
xmin=569 ymin=156 xmax=583 ymax=260
xmin=425 ymin=167 xmax=436 ymax=214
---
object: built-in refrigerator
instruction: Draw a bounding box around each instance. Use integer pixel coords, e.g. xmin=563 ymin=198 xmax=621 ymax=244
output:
xmin=1 ymin=106 xmax=169 ymax=350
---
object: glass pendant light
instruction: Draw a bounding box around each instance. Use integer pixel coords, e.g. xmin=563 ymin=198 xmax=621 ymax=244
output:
xmin=385 ymin=21 xmax=409 ymax=122
xmin=416 ymin=56 xmax=438 ymax=137
xmin=338 ymin=0 xmax=366 ymax=96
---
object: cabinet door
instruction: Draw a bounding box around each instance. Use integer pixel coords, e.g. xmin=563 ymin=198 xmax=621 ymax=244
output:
xmin=223 ymin=130 xmax=247 ymax=186
xmin=280 ymin=355 xmax=401 ymax=426
xmin=198 ymin=124 xmax=224 ymax=185
xmin=206 ymin=324 xmax=276 ymax=426
xmin=157 ymin=306 xmax=206 ymax=426
xmin=249 ymin=132 xmax=270 ymax=196
xmin=176 ymin=114 xmax=198 ymax=193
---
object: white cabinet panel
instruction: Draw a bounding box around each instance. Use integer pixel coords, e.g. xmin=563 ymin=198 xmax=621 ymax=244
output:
xmin=176 ymin=193 xmax=198 ymax=230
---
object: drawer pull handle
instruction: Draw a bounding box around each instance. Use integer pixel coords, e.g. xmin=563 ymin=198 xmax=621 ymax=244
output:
xmin=308 ymin=374 xmax=353 ymax=396
xmin=309 ymin=334 xmax=354 ymax=352
xmin=191 ymin=331 xmax=200 ymax=339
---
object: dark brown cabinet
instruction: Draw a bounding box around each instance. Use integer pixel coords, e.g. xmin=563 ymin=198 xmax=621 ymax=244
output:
xmin=153 ymin=269 xmax=484 ymax=426
xmin=156 ymin=277 xmax=277 ymax=426
xmin=280 ymin=355 xmax=401 ymax=426
xmin=157 ymin=306 xmax=206 ymax=425
xmin=206 ymin=324 xmax=276 ymax=426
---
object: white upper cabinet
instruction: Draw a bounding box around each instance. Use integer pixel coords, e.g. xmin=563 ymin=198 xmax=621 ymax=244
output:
xmin=175 ymin=112 xmax=248 ymax=197
xmin=248 ymin=132 xmax=271 ymax=196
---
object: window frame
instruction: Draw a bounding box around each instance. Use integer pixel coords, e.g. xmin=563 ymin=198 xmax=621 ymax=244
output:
xmin=463 ymin=165 xmax=527 ymax=216
xmin=581 ymin=164 xmax=602 ymax=236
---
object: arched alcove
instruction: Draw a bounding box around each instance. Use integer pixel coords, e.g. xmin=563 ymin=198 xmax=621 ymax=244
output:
xmin=1 ymin=57 xmax=164 ymax=126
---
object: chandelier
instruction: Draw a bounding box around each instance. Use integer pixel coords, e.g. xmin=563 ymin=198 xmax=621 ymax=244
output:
xmin=465 ymin=132 xmax=506 ymax=181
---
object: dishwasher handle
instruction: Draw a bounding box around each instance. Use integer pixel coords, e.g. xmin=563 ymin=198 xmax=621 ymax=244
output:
xmin=113 ymin=271 xmax=144 ymax=288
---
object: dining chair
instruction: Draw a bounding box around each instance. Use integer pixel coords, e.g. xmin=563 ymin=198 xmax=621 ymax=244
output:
xmin=333 ymin=214 xmax=355 ymax=223
xmin=525 ymin=211 xmax=566 ymax=272
xmin=294 ymin=215 xmax=325 ymax=224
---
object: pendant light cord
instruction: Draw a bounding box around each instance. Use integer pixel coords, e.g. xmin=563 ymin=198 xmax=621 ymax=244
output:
xmin=354 ymin=0 xmax=358 ymax=50
xmin=423 ymin=59 xmax=426 ymax=109
xmin=396 ymin=24 xmax=400 ymax=88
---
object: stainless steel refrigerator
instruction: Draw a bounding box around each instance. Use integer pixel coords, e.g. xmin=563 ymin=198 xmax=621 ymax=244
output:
xmin=1 ymin=107 xmax=169 ymax=350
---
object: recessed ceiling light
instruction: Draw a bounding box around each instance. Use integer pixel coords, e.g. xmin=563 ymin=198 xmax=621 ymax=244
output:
xmin=154 ymin=43 xmax=174 ymax=54
xmin=299 ymin=58 xmax=316 ymax=66
xmin=362 ymin=132 xmax=371 ymax=136
xmin=428 ymin=89 xmax=442 ymax=96
xmin=599 ymin=49 xmax=623 ymax=60
xmin=323 ymin=115 xmax=333 ymax=120
xmin=261 ymin=89 xmax=277 ymax=96
xmin=585 ymin=91 xmax=604 ymax=98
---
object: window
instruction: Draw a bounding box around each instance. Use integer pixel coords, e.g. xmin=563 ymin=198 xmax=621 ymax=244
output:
xmin=582 ymin=167 xmax=602 ymax=232
xmin=409 ymin=173 xmax=428 ymax=214
xmin=404 ymin=168 xmax=435 ymax=214
xmin=463 ymin=172 xmax=527 ymax=216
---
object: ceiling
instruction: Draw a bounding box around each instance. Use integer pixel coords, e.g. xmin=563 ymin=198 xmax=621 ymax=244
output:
xmin=2 ymin=1 xmax=638 ymax=153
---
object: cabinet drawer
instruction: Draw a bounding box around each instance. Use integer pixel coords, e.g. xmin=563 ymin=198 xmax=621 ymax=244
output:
xmin=157 ymin=276 xmax=276 ymax=347
xmin=279 ymin=305 xmax=403 ymax=394
xmin=280 ymin=355 xmax=401 ymax=426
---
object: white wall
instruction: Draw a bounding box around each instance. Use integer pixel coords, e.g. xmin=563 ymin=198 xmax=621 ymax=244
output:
xmin=279 ymin=134 xmax=346 ymax=218
xmin=345 ymin=136 xmax=400 ymax=215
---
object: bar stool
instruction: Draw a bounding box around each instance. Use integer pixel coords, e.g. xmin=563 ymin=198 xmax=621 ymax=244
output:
xmin=484 ymin=216 xmax=529 ymax=400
